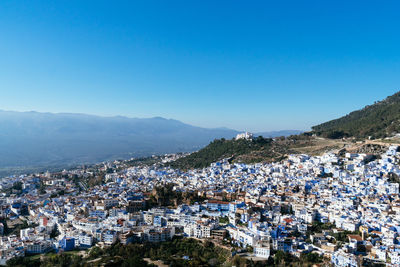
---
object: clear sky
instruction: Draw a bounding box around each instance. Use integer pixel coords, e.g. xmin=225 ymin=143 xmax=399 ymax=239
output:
xmin=1 ymin=1 xmax=399 ymax=132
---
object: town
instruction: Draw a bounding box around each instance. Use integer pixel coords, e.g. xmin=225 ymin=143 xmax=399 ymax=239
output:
xmin=0 ymin=139 xmax=400 ymax=266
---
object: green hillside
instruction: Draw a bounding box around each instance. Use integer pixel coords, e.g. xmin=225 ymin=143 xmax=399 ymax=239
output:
xmin=169 ymin=92 xmax=400 ymax=170
xmin=169 ymin=137 xmax=277 ymax=169
xmin=168 ymin=135 xmax=317 ymax=170
xmin=312 ymin=91 xmax=400 ymax=139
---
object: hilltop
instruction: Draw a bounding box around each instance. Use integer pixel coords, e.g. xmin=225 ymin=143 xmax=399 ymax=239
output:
xmin=170 ymin=91 xmax=400 ymax=169
xmin=169 ymin=137 xmax=278 ymax=169
xmin=312 ymin=91 xmax=400 ymax=139
xmin=168 ymin=135 xmax=348 ymax=170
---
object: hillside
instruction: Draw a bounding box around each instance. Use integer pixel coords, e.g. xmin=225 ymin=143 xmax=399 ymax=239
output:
xmin=0 ymin=111 xmax=238 ymax=177
xmin=169 ymin=91 xmax=400 ymax=170
xmin=312 ymin=91 xmax=400 ymax=139
xmin=169 ymin=137 xmax=275 ymax=169
xmin=168 ymin=135 xmax=336 ymax=170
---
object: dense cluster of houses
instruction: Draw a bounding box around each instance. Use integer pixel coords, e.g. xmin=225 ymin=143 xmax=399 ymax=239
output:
xmin=1 ymin=145 xmax=400 ymax=266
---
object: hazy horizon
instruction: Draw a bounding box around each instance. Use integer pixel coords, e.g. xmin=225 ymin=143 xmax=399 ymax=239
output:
xmin=0 ymin=110 xmax=303 ymax=177
xmin=0 ymin=108 xmax=307 ymax=133
xmin=1 ymin=1 xmax=399 ymax=131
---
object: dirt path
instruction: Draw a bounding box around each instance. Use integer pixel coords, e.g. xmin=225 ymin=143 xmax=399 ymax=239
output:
xmin=143 ymin=258 xmax=168 ymax=267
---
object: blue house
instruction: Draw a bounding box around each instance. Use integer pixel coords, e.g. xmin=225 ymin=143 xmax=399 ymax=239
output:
xmin=153 ymin=216 xmax=166 ymax=227
xmin=59 ymin=237 xmax=75 ymax=251
xmin=229 ymin=202 xmax=245 ymax=213
xmin=207 ymin=201 xmax=229 ymax=211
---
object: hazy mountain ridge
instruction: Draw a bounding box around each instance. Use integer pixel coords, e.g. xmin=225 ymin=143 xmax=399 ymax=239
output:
xmin=0 ymin=110 xmax=306 ymax=177
xmin=0 ymin=111 xmax=239 ymax=176
xmin=256 ymin=130 xmax=303 ymax=138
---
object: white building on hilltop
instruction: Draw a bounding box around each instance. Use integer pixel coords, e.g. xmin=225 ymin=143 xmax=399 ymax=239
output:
xmin=236 ymin=132 xmax=253 ymax=140
xmin=254 ymin=240 xmax=270 ymax=259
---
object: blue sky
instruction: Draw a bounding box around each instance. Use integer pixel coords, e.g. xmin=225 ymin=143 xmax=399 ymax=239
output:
xmin=1 ymin=1 xmax=399 ymax=132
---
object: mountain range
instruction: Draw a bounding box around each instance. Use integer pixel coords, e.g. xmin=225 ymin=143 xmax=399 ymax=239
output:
xmin=3 ymin=90 xmax=400 ymax=176
xmin=256 ymin=130 xmax=303 ymax=138
xmin=0 ymin=110 xmax=299 ymax=177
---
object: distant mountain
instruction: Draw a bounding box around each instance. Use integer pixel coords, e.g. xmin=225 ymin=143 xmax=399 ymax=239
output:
xmin=0 ymin=110 xmax=238 ymax=176
xmin=256 ymin=130 xmax=303 ymax=138
xmin=312 ymin=91 xmax=400 ymax=139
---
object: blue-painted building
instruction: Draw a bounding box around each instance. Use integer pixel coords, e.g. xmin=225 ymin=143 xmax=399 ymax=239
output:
xmin=153 ymin=216 xmax=166 ymax=227
xmin=59 ymin=237 xmax=75 ymax=251
xmin=229 ymin=201 xmax=245 ymax=213
xmin=207 ymin=201 xmax=229 ymax=211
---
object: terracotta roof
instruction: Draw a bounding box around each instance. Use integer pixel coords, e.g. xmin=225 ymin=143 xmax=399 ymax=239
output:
xmin=283 ymin=218 xmax=293 ymax=224
xmin=208 ymin=200 xmax=229 ymax=204
xmin=371 ymin=231 xmax=382 ymax=235
xmin=347 ymin=235 xmax=363 ymax=241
